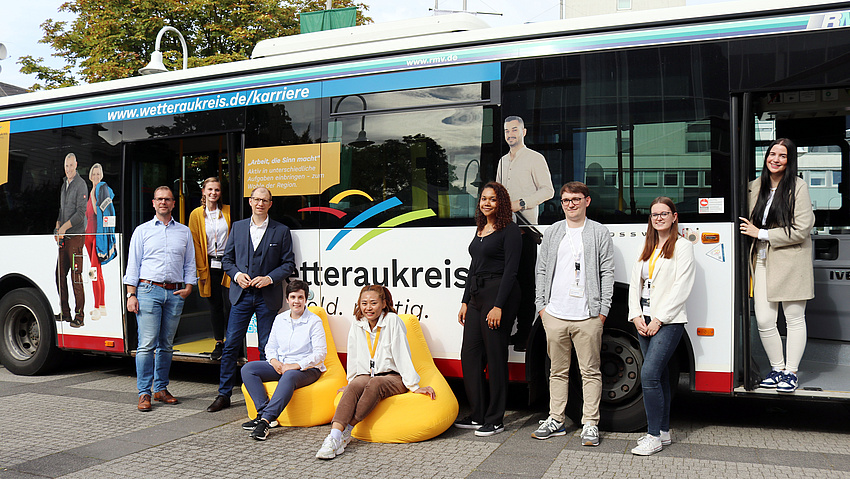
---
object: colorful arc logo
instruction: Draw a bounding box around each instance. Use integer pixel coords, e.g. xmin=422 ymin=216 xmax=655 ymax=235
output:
xmin=297 ymin=189 xmax=436 ymax=251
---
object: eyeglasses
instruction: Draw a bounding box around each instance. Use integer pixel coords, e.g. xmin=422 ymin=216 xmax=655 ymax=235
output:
xmin=560 ymin=197 xmax=586 ymax=205
xmin=250 ymin=197 xmax=271 ymax=204
xmin=154 ymin=197 xmax=174 ymax=203
xmin=650 ymin=211 xmax=673 ymax=219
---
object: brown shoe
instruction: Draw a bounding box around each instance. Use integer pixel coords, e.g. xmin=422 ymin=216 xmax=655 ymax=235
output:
xmin=138 ymin=394 xmax=152 ymax=412
xmin=206 ymin=395 xmax=230 ymax=412
xmin=153 ymin=389 xmax=179 ymax=404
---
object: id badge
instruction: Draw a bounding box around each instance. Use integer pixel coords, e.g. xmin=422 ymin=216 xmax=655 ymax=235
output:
xmin=370 ymin=360 xmax=375 ymax=377
xmin=210 ymin=259 xmax=222 ymax=269
xmin=569 ymin=284 xmax=584 ymax=297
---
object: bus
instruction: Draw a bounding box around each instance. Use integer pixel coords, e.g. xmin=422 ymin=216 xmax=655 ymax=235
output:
xmin=1 ymin=0 xmax=849 ymax=432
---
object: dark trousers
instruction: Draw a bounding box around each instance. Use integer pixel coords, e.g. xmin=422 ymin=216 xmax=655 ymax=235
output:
xmin=207 ymin=267 xmax=230 ymax=342
xmin=461 ymin=276 xmax=520 ymax=425
xmin=241 ymin=361 xmax=321 ymax=422
xmin=56 ymin=235 xmax=85 ymax=319
xmin=218 ymin=288 xmax=275 ymax=397
xmin=515 ymin=232 xmax=538 ymax=339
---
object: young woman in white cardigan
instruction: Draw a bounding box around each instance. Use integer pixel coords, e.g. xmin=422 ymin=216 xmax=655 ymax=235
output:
xmin=628 ymin=197 xmax=695 ymax=456
xmin=315 ymin=285 xmax=436 ymax=460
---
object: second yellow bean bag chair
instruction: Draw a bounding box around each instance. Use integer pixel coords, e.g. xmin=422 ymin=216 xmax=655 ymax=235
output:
xmin=242 ymin=306 xmax=347 ymax=427
xmin=334 ymin=313 xmax=459 ymax=443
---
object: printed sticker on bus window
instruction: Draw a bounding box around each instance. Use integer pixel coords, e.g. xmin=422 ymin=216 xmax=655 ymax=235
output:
xmin=698 ymin=198 xmax=724 ymax=214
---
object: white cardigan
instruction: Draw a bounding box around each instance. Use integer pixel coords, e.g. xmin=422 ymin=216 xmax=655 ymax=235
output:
xmin=346 ymin=312 xmax=420 ymax=391
xmin=628 ymin=236 xmax=695 ymax=325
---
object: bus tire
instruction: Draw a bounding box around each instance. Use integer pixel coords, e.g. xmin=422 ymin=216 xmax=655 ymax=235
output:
xmin=0 ymin=288 xmax=61 ymax=375
xmin=566 ymin=327 xmax=647 ymax=432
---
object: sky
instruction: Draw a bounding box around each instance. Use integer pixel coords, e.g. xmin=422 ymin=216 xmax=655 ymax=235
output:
xmin=0 ymin=0 xmax=727 ymax=89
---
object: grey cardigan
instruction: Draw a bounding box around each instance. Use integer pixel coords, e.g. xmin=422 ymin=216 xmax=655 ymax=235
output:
xmin=535 ymin=218 xmax=615 ymax=318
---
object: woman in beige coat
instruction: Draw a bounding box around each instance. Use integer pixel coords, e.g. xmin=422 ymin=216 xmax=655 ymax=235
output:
xmin=739 ymin=138 xmax=814 ymax=393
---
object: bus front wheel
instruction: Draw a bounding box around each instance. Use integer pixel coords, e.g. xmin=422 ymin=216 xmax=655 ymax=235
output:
xmin=0 ymin=288 xmax=61 ymax=375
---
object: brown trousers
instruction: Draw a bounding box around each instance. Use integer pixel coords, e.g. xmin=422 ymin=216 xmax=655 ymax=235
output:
xmin=332 ymin=373 xmax=408 ymax=426
xmin=56 ymin=235 xmax=85 ymax=318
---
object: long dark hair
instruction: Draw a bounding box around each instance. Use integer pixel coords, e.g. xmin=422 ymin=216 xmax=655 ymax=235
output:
xmin=639 ymin=197 xmax=679 ymax=261
xmin=353 ymin=285 xmax=397 ymax=321
xmin=750 ymin=138 xmax=798 ymax=236
xmin=475 ymin=181 xmax=513 ymax=232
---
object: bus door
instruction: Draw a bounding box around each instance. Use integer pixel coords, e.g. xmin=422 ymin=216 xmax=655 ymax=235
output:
xmin=123 ymin=132 xmax=241 ymax=360
xmin=746 ymin=90 xmax=850 ymax=396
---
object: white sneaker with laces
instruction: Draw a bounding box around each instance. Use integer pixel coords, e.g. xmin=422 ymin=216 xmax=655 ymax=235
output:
xmin=632 ymin=434 xmax=662 ymax=456
xmin=531 ymin=416 xmax=566 ymax=440
xmin=341 ymin=426 xmax=353 ymax=446
xmin=580 ymin=424 xmax=600 ymax=446
xmin=659 ymin=430 xmax=671 ymax=446
xmin=316 ymin=434 xmax=344 ymax=460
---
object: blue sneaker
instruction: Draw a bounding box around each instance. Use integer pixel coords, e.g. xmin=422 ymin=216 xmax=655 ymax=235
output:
xmin=777 ymin=372 xmax=798 ymax=393
xmin=759 ymin=370 xmax=784 ymax=388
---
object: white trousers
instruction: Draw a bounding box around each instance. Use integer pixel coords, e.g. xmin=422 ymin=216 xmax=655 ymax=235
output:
xmin=753 ymin=258 xmax=807 ymax=372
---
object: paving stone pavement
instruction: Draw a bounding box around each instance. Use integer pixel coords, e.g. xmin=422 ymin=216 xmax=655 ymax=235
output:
xmin=1 ymin=357 xmax=849 ymax=478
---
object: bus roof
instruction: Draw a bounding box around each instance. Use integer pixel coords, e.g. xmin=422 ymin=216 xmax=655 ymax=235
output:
xmin=0 ymin=0 xmax=847 ymax=114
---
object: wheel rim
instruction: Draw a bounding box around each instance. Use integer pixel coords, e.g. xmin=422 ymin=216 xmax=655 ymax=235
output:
xmin=3 ymin=304 xmax=40 ymax=361
xmin=600 ymin=329 xmax=643 ymax=404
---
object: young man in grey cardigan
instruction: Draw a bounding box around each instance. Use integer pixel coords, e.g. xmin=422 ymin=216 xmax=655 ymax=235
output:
xmin=532 ymin=181 xmax=614 ymax=446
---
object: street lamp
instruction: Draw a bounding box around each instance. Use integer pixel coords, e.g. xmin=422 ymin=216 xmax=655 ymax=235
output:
xmin=139 ymin=26 xmax=188 ymax=75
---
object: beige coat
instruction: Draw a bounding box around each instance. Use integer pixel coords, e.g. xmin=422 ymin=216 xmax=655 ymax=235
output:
xmin=747 ymin=176 xmax=814 ymax=302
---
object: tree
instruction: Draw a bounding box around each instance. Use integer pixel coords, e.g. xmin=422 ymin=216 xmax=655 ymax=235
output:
xmin=19 ymin=0 xmax=371 ymax=90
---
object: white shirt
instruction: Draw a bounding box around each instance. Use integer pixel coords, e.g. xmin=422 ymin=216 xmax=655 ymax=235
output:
xmin=249 ymin=216 xmax=269 ymax=251
xmin=264 ymin=308 xmax=327 ymax=371
xmin=758 ymin=187 xmax=776 ymax=242
xmin=346 ymin=312 xmax=420 ymax=391
xmin=640 ymin=248 xmax=662 ymax=316
xmin=204 ymin=207 xmax=228 ymax=256
xmin=495 ymin=146 xmax=555 ymax=225
xmin=545 ymin=225 xmax=590 ymax=320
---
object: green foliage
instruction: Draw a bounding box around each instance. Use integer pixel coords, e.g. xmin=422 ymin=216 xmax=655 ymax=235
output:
xmin=19 ymin=0 xmax=371 ymax=90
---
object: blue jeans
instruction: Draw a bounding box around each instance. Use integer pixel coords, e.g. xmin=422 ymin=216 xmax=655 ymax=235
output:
xmin=638 ymin=317 xmax=684 ymax=437
xmin=241 ymin=361 xmax=321 ymax=422
xmin=218 ymin=288 xmax=275 ymax=397
xmin=136 ymin=282 xmax=186 ymax=396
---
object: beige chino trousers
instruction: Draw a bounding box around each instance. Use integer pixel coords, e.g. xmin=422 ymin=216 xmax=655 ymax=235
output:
xmin=541 ymin=310 xmax=603 ymax=425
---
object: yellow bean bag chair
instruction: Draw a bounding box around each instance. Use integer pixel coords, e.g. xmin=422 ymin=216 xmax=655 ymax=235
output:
xmin=241 ymin=306 xmax=347 ymax=427
xmin=334 ymin=313 xmax=459 ymax=443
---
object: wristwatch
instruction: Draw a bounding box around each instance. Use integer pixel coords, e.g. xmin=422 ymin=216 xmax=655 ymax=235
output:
xmin=519 ymin=199 xmax=526 ymax=209
xmin=126 ymin=292 xmax=136 ymax=299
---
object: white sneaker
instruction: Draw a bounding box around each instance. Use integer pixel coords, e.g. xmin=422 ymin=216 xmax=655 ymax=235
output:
xmin=316 ymin=434 xmax=344 ymax=460
xmin=632 ymin=434 xmax=662 ymax=456
xmin=580 ymin=424 xmax=600 ymax=446
xmin=638 ymin=431 xmax=671 ymax=446
xmin=341 ymin=426 xmax=353 ymax=446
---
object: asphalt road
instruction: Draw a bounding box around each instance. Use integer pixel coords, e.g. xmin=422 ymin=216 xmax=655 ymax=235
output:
xmin=2 ymin=355 xmax=849 ymax=478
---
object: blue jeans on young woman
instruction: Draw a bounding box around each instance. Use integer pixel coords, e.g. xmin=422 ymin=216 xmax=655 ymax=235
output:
xmin=241 ymin=361 xmax=321 ymax=421
xmin=638 ymin=317 xmax=684 ymax=437
xmin=218 ymin=288 xmax=275 ymax=397
xmin=136 ymin=282 xmax=186 ymax=396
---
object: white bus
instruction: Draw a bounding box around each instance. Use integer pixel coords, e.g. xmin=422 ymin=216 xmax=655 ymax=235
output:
xmin=1 ymin=0 xmax=849 ymax=431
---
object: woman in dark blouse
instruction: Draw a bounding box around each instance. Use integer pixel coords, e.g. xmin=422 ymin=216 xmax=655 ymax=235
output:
xmin=455 ymin=181 xmax=522 ymax=437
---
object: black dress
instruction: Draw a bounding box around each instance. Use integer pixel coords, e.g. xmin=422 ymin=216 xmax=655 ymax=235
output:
xmin=461 ymin=221 xmax=522 ymax=426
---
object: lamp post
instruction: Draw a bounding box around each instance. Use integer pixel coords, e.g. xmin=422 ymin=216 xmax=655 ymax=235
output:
xmin=333 ymin=94 xmax=374 ymax=148
xmin=139 ymin=26 xmax=188 ymax=75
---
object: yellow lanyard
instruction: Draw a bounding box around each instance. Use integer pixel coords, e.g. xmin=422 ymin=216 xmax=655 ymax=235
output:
xmin=648 ymin=249 xmax=662 ymax=280
xmin=366 ymin=326 xmax=382 ymax=377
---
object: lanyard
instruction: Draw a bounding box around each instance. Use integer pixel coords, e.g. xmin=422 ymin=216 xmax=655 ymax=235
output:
xmin=365 ymin=326 xmax=382 ymax=377
xmin=209 ymin=208 xmax=222 ymax=255
xmin=566 ymin=227 xmax=582 ymax=285
xmin=648 ymin=249 xmax=662 ymax=280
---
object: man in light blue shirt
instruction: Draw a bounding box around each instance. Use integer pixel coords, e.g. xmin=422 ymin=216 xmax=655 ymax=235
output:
xmin=124 ymin=186 xmax=196 ymax=412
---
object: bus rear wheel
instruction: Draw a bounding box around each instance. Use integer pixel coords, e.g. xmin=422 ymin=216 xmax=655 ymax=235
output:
xmin=0 ymin=288 xmax=61 ymax=375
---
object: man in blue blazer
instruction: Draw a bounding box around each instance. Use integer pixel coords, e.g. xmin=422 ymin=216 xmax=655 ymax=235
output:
xmin=207 ymin=186 xmax=296 ymax=412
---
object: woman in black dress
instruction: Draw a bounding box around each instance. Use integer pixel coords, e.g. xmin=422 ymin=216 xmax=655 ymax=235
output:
xmin=455 ymin=182 xmax=522 ymax=437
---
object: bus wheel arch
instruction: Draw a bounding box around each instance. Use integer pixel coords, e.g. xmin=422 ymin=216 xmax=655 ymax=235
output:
xmin=0 ymin=286 xmax=62 ymax=375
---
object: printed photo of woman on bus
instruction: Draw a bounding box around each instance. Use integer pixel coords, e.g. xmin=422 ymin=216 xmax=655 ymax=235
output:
xmin=84 ymin=163 xmax=116 ymax=321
